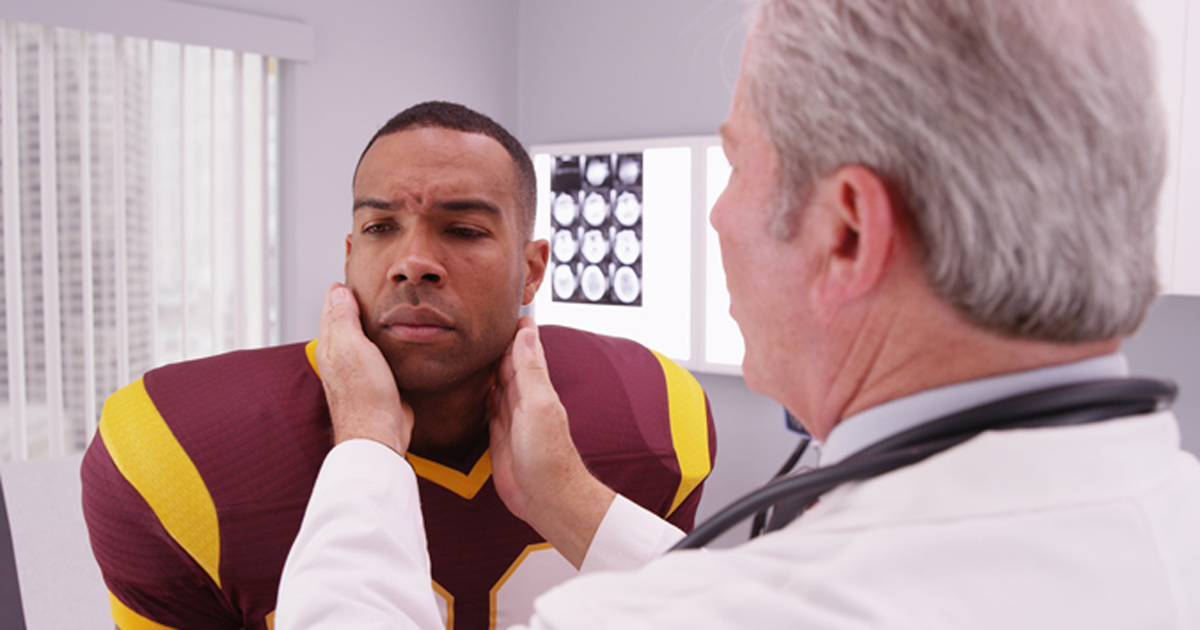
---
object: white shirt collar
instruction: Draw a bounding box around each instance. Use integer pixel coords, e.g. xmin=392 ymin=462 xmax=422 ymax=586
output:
xmin=817 ymin=353 xmax=1130 ymax=467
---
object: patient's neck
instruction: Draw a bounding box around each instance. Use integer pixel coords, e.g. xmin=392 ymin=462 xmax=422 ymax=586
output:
xmin=403 ymin=369 xmax=493 ymax=471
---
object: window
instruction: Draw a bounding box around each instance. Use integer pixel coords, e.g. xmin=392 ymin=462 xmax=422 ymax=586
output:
xmin=0 ymin=20 xmax=280 ymax=462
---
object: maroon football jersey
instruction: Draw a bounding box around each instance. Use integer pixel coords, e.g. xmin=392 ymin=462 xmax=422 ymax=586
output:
xmin=82 ymin=326 xmax=714 ymax=630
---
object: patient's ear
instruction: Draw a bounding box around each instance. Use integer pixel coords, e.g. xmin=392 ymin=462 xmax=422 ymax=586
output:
xmin=522 ymin=239 xmax=549 ymax=305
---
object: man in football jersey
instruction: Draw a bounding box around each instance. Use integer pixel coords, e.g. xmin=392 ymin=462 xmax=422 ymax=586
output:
xmin=81 ymin=101 xmax=715 ymax=630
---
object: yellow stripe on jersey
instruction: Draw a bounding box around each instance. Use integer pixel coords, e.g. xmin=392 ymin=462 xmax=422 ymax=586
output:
xmin=408 ymin=451 xmax=493 ymax=499
xmin=304 ymin=339 xmax=320 ymax=377
xmin=109 ymin=591 xmax=178 ymax=630
xmin=99 ymin=378 xmax=222 ymax=588
xmin=651 ymin=351 xmax=712 ymax=515
xmin=265 ymin=611 xmax=275 ymax=630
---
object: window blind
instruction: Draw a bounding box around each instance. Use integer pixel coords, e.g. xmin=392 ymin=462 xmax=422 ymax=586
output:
xmin=0 ymin=20 xmax=280 ymax=462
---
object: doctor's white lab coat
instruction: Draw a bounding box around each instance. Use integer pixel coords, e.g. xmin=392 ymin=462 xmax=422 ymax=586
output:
xmin=279 ymin=410 xmax=1200 ymax=629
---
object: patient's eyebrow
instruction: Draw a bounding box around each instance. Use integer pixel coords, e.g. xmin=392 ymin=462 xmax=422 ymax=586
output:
xmin=437 ymin=198 xmax=502 ymax=216
xmin=352 ymin=195 xmax=504 ymax=217
xmin=352 ymin=197 xmax=393 ymax=212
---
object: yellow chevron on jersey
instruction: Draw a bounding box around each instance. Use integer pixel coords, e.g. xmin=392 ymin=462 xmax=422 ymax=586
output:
xmin=651 ymin=350 xmax=712 ymax=515
xmin=306 ymin=338 xmax=496 ymax=500
xmin=408 ymin=451 xmax=493 ymax=499
xmin=99 ymin=379 xmax=222 ymax=589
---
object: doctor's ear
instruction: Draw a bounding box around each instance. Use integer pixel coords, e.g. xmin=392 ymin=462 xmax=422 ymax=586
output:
xmin=809 ymin=165 xmax=899 ymax=305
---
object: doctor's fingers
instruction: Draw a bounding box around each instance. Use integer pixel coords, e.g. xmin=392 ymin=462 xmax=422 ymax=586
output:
xmin=316 ymin=284 xmax=405 ymax=433
xmin=508 ymin=327 xmax=568 ymax=426
xmin=317 ymin=283 xmax=366 ymax=370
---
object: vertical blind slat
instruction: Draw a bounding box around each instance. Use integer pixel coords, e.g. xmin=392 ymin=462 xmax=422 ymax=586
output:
xmin=113 ymin=36 xmax=128 ymax=387
xmin=38 ymin=25 xmax=64 ymax=457
xmin=177 ymin=47 xmax=187 ymax=360
xmin=80 ymin=30 xmax=96 ymax=441
xmin=231 ymin=51 xmax=245 ymax=349
xmin=243 ymin=54 xmax=264 ymax=349
xmin=2 ymin=22 xmax=29 ymax=461
xmin=209 ymin=50 xmax=222 ymax=352
xmin=146 ymin=41 xmax=157 ymax=369
xmin=265 ymin=58 xmax=279 ymax=346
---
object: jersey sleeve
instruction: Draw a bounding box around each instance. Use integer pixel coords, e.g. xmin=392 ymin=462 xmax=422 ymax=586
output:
xmin=649 ymin=349 xmax=715 ymax=532
xmin=81 ymin=379 xmax=241 ymax=630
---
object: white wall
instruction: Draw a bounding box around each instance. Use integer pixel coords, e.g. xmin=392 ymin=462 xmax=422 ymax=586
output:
xmin=1139 ymin=0 xmax=1200 ymax=295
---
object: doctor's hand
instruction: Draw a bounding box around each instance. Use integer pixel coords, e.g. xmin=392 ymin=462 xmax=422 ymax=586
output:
xmin=488 ymin=317 xmax=616 ymax=569
xmin=316 ymin=282 xmax=413 ymax=457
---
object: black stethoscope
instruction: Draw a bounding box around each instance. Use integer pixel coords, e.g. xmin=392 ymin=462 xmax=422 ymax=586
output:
xmin=672 ymin=377 xmax=1177 ymax=551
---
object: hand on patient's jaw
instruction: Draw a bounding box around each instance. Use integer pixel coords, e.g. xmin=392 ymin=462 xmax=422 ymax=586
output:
xmin=488 ymin=316 xmax=617 ymax=569
xmin=317 ymin=282 xmax=414 ymax=456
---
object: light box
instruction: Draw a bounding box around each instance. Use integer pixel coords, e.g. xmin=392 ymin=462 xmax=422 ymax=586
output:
xmin=530 ymin=136 xmax=744 ymax=375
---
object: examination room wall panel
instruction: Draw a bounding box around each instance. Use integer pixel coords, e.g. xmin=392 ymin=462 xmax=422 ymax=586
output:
xmin=1123 ymin=295 xmax=1200 ymax=457
xmin=181 ymin=0 xmax=523 ymax=343
xmin=516 ymin=0 xmax=747 ymax=145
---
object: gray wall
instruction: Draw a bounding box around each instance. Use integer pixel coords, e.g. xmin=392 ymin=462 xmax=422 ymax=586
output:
xmin=517 ymin=0 xmax=747 ymax=144
xmin=693 ymin=372 xmax=800 ymax=547
xmin=1123 ymin=295 xmax=1200 ymax=456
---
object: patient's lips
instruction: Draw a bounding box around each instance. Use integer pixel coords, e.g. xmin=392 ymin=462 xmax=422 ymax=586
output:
xmin=380 ymin=306 xmax=455 ymax=343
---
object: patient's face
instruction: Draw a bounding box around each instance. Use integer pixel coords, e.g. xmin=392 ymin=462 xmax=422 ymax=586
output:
xmin=345 ymin=127 xmax=545 ymax=393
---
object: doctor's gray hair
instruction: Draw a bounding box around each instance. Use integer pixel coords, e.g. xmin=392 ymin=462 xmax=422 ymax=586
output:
xmin=745 ymin=0 xmax=1166 ymax=342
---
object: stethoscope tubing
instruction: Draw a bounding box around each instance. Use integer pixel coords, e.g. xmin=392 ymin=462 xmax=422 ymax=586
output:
xmin=672 ymin=378 xmax=1176 ymax=551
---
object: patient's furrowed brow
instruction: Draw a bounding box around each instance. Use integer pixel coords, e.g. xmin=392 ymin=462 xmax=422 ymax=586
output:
xmin=352 ymin=197 xmax=395 ymax=212
xmin=438 ymin=198 xmax=502 ymax=216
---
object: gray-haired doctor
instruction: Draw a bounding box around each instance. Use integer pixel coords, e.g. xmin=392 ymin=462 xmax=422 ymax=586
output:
xmin=276 ymin=0 xmax=1200 ymax=627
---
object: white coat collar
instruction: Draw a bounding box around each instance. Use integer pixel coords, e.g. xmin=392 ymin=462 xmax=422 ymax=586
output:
xmin=818 ymin=354 xmax=1130 ymax=467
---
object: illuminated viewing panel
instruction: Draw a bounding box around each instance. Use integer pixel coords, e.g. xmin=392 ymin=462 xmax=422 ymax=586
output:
xmin=531 ymin=137 xmax=744 ymax=374
xmin=533 ymin=141 xmax=692 ymax=362
xmin=547 ymin=152 xmax=645 ymax=307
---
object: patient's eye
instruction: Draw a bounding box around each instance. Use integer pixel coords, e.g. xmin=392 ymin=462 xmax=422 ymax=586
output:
xmin=447 ymin=225 xmax=487 ymax=239
xmin=363 ymin=222 xmax=396 ymax=235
